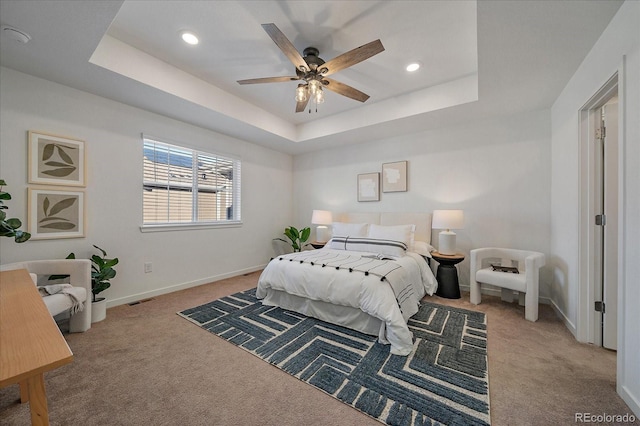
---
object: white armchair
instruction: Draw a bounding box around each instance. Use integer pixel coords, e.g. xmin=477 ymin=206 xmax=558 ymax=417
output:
xmin=470 ymin=248 xmax=545 ymax=322
xmin=0 ymin=259 xmax=92 ymax=332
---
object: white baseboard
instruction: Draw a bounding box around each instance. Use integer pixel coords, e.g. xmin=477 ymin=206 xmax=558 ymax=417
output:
xmin=106 ymin=264 xmax=267 ymax=308
xmin=618 ymin=384 xmax=640 ymax=419
xmin=548 ymin=298 xmax=577 ymax=338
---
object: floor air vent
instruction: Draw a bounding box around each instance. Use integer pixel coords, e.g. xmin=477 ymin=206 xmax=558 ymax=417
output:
xmin=128 ymin=298 xmax=154 ymax=306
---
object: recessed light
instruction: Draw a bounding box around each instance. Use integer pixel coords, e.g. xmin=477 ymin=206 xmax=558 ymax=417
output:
xmin=180 ymin=31 xmax=199 ymax=45
xmin=406 ymin=62 xmax=421 ymax=72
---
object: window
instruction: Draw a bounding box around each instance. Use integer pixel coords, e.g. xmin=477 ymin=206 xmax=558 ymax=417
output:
xmin=142 ymin=136 xmax=241 ymax=227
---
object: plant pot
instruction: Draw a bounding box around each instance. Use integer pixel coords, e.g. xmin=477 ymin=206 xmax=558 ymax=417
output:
xmin=91 ymin=297 xmax=107 ymax=323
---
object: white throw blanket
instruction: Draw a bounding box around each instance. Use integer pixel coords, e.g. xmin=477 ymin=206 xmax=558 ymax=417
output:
xmin=275 ymin=250 xmax=416 ymax=320
xmin=38 ymin=284 xmax=85 ymax=314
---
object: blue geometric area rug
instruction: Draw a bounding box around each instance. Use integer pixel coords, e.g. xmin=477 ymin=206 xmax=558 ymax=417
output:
xmin=178 ymin=288 xmax=490 ymax=425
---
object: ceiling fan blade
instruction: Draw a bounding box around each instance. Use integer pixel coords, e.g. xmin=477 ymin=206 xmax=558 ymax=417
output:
xmin=296 ymin=96 xmax=310 ymax=113
xmin=261 ymin=23 xmax=308 ymax=72
xmin=320 ymin=39 xmax=384 ymax=77
xmin=323 ymin=78 xmax=370 ymax=102
xmin=237 ymin=76 xmax=299 ymax=85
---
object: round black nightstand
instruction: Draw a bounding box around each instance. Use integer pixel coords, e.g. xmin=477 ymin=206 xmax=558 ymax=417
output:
xmin=432 ymin=251 xmax=465 ymax=299
xmin=310 ymin=241 xmax=326 ymax=249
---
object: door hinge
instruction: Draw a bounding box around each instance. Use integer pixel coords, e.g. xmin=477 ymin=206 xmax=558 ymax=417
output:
xmin=595 ymin=214 xmax=606 ymax=226
xmin=595 ymin=126 xmax=606 ymax=140
xmin=595 ymin=301 xmax=605 ymax=313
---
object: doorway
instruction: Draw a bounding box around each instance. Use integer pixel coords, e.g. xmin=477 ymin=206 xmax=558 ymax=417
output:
xmin=577 ymin=74 xmax=619 ymax=349
xmin=596 ymin=97 xmax=619 ymax=350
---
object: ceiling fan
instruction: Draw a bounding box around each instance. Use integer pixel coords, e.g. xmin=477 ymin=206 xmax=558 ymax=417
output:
xmin=237 ymin=23 xmax=385 ymax=113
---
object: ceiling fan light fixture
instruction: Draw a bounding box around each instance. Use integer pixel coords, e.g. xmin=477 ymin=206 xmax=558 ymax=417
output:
xmin=406 ymin=62 xmax=421 ymax=72
xmin=308 ymin=79 xmax=321 ymax=95
xmin=295 ymin=84 xmax=308 ymax=102
xmin=315 ymin=88 xmax=325 ymax=104
xmin=180 ymin=31 xmax=199 ymax=45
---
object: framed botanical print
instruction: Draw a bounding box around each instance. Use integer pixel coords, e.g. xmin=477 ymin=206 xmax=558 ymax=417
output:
xmin=357 ymin=172 xmax=380 ymax=202
xmin=28 ymin=187 xmax=85 ymax=239
xmin=28 ymin=131 xmax=86 ymax=187
xmin=382 ymin=161 xmax=407 ymax=192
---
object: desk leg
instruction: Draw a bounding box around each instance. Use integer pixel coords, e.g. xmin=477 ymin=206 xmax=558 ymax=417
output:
xmin=26 ymin=373 xmax=50 ymax=426
xmin=20 ymin=381 xmax=29 ymax=403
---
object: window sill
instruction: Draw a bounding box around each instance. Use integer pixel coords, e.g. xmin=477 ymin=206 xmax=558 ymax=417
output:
xmin=140 ymin=221 xmax=242 ymax=233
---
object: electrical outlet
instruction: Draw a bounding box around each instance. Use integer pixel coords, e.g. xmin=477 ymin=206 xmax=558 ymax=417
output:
xmin=144 ymin=262 xmax=152 ymax=273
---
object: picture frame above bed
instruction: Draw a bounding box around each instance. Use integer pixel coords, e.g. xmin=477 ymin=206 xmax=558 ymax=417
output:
xmin=382 ymin=161 xmax=407 ymax=193
xmin=357 ymin=172 xmax=380 ymax=202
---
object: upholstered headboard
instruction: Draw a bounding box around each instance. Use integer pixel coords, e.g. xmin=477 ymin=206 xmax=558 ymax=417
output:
xmin=335 ymin=212 xmax=432 ymax=244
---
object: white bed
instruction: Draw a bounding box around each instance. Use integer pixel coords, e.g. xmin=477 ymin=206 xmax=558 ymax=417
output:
xmin=256 ymin=212 xmax=437 ymax=355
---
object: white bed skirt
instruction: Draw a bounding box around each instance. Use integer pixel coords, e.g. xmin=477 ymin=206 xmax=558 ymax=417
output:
xmin=260 ymin=288 xmax=388 ymax=342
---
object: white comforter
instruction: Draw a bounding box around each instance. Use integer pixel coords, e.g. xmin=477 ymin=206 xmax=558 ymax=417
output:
xmin=256 ymin=248 xmax=437 ymax=355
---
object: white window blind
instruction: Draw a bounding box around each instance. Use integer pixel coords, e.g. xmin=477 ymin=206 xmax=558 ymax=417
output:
xmin=143 ymin=137 xmax=241 ymax=226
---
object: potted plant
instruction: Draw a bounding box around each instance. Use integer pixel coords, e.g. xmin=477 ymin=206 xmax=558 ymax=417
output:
xmin=0 ymin=179 xmax=31 ymax=243
xmin=274 ymin=226 xmax=311 ymax=253
xmin=88 ymin=245 xmax=118 ymax=322
xmin=52 ymin=245 xmax=118 ymax=323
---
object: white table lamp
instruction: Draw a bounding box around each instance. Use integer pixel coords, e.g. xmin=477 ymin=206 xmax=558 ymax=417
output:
xmin=311 ymin=210 xmax=333 ymax=243
xmin=432 ymin=210 xmax=464 ymax=255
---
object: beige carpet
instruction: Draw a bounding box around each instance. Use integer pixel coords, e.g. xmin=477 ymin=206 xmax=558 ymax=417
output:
xmin=1 ymin=271 xmax=637 ymax=425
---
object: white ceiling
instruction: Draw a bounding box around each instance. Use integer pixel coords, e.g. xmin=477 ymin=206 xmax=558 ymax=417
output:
xmin=106 ymin=1 xmax=478 ymax=124
xmin=0 ymin=0 xmax=624 ymax=155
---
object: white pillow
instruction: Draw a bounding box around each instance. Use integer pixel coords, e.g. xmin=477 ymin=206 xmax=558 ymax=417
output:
xmin=331 ymin=222 xmax=369 ymax=238
xmin=329 ymin=237 xmax=407 ymax=257
xmin=413 ymin=241 xmax=435 ymax=258
xmin=368 ymin=223 xmax=415 ymax=250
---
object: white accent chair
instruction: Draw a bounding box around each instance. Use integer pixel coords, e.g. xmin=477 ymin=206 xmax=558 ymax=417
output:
xmin=470 ymin=248 xmax=545 ymax=322
xmin=0 ymin=259 xmax=92 ymax=332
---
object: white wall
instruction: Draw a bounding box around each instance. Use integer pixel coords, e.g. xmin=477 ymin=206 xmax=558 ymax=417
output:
xmin=293 ymin=109 xmax=552 ymax=296
xmin=0 ymin=67 xmax=293 ymax=306
xmin=550 ymin=0 xmax=639 ymax=415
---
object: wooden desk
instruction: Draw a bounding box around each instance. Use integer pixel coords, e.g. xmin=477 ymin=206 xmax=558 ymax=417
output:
xmin=0 ymin=269 xmax=73 ymax=425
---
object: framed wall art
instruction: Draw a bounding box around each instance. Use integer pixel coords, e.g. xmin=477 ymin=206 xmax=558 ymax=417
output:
xmin=382 ymin=161 xmax=408 ymax=192
xmin=357 ymin=172 xmax=380 ymax=202
xmin=28 ymin=131 xmax=86 ymax=187
xmin=28 ymin=187 xmax=85 ymax=239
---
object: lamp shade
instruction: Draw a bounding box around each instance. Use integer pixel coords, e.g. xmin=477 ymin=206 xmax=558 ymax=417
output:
xmin=432 ymin=210 xmax=464 ymax=230
xmin=311 ymin=210 xmax=333 ymax=225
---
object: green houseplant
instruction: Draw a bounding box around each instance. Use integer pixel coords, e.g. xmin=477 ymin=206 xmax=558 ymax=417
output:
xmin=274 ymin=226 xmax=311 ymax=252
xmin=0 ymin=179 xmax=31 ymax=243
xmin=52 ymin=245 xmax=118 ymax=323
xmin=88 ymin=245 xmax=119 ymax=302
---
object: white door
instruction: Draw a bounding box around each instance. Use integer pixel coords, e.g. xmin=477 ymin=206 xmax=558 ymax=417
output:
xmin=579 ymin=75 xmax=618 ymax=349
xmin=602 ymin=100 xmax=618 ymax=350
